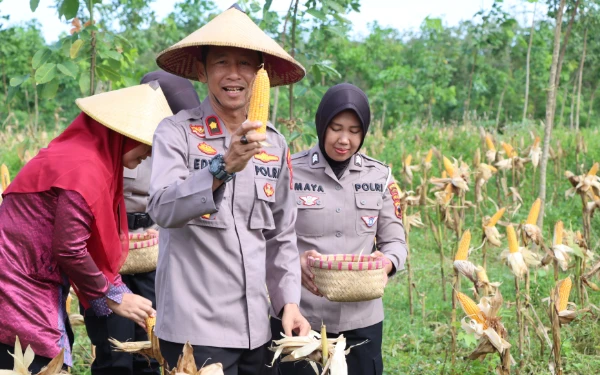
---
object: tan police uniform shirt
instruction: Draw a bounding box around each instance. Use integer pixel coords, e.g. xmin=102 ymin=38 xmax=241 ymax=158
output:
xmin=124 ymin=159 xmax=158 ymax=233
xmin=292 ymin=145 xmax=407 ymax=333
xmin=147 ymin=98 xmax=300 ymax=349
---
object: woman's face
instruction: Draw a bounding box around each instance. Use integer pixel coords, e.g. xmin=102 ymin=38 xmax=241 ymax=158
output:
xmin=123 ymin=144 xmax=152 ymax=169
xmin=323 ymin=110 xmax=363 ymax=162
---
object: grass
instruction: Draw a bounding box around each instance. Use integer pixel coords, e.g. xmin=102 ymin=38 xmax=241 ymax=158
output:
xmin=2 ymin=120 xmax=600 ymax=374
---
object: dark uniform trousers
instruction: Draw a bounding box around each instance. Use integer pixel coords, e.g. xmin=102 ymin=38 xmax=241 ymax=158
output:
xmin=81 ymin=271 xmax=160 ymax=375
xmin=159 ymin=339 xmax=269 ymax=375
xmin=269 ymin=317 xmax=383 ymax=375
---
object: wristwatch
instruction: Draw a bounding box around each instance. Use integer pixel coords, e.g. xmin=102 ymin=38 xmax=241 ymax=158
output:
xmin=208 ymin=154 xmax=235 ymax=183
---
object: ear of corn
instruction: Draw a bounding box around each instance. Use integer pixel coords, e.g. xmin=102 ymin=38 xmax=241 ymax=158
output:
xmin=1 ymin=164 xmax=10 ymax=191
xmin=443 ymin=156 xmax=455 ymax=177
xmin=507 ymin=225 xmax=519 ymax=253
xmin=487 ymin=207 xmax=506 ymax=227
xmin=526 ymin=198 xmax=542 ymax=225
xmin=405 ymin=154 xmax=412 ymax=167
xmin=553 ymin=221 xmax=564 ymax=246
xmin=457 ymin=292 xmax=486 ymax=326
xmin=501 ymin=142 xmax=515 ymax=158
xmin=558 ymin=277 xmax=572 ymax=311
xmin=425 ymin=149 xmax=433 ymax=163
xmin=485 ymin=135 xmax=495 ymax=151
xmin=533 ymin=136 xmax=541 ymax=148
xmin=476 ymin=266 xmax=489 ymax=283
xmin=248 ymin=66 xmax=270 ymax=134
xmin=321 ymin=323 xmax=328 ymax=366
xmin=455 ymin=230 xmax=471 ymax=261
xmin=146 ymin=316 xmax=156 ymax=342
xmin=441 ymin=170 xmax=448 ymax=179
xmin=588 ymin=162 xmax=599 ymax=176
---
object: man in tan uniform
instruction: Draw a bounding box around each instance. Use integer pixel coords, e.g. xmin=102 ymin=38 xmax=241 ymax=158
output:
xmin=147 ymin=5 xmax=310 ymax=374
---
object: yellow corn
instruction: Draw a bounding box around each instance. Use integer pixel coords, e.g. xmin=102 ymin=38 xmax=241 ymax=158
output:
xmin=502 ymin=142 xmax=516 ymax=158
xmin=441 ymin=170 xmax=448 ymax=179
xmin=553 ymin=221 xmax=564 ymax=246
xmin=248 ymin=66 xmax=270 ymax=133
xmin=507 ymin=224 xmax=519 ymax=253
xmin=588 ymin=162 xmax=599 ymax=176
xmin=487 ymin=207 xmax=506 ymax=227
xmin=557 ymin=277 xmax=572 ymax=312
xmin=476 ymin=266 xmax=489 ymax=284
xmin=1 ymin=164 xmax=10 ymax=191
xmin=443 ymin=156 xmax=454 ymax=177
xmin=485 ymin=135 xmax=495 ymax=151
xmin=488 ymin=164 xmax=498 ymax=173
xmin=404 ymin=154 xmax=412 ymax=167
xmin=533 ymin=136 xmax=541 ymax=148
xmin=455 ymin=230 xmax=471 ymax=261
xmin=146 ymin=316 xmax=156 ymax=341
xmin=425 ymin=149 xmax=433 ymax=163
xmin=443 ymin=183 xmax=453 ymax=204
xmin=526 ymin=198 xmax=542 ymax=225
xmin=321 ymin=323 xmax=328 ymax=366
xmin=457 ymin=292 xmax=487 ymax=327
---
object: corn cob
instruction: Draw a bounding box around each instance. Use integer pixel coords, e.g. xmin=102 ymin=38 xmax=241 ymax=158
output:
xmin=321 ymin=323 xmax=328 ymax=366
xmin=443 ymin=183 xmax=453 ymax=204
xmin=455 ymin=230 xmax=471 ymax=261
xmin=425 ymin=149 xmax=433 ymax=163
xmin=404 ymin=154 xmax=412 ymax=167
xmin=443 ymin=156 xmax=455 ymax=177
xmin=553 ymin=221 xmax=564 ymax=246
xmin=1 ymin=164 xmax=10 ymax=191
xmin=441 ymin=170 xmax=448 ymax=179
xmin=476 ymin=266 xmax=489 ymax=284
xmin=501 ymin=142 xmax=515 ymax=158
xmin=248 ymin=66 xmax=270 ymax=134
xmin=507 ymin=225 xmax=519 ymax=253
xmin=486 ymin=207 xmax=506 ymax=227
xmin=533 ymin=136 xmax=541 ymax=148
xmin=557 ymin=277 xmax=572 ymax=312
xmin=526 ymin=198 xmax=542 ymax=225
xmin=588 ymin=162 xmax=599 ymax=176
xmin=457 ymin=292 xmax=487 ymax=327
xmin=485 ymin=135 xmax=495 ymax=151
xmin=146 ymin=316 xmax=156 ymax=342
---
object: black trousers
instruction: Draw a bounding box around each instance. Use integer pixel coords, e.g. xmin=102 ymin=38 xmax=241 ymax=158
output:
xmin=269 ymin=317 xmax=383 ymax=375
xmin=159 ymin=339 xmax=269 ymax=375
xmin=82 ymin=271 xmax=159 ymax=375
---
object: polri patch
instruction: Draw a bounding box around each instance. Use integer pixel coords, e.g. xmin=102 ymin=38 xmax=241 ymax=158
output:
xmin=264 ymin=183 xmax=275 ymax=197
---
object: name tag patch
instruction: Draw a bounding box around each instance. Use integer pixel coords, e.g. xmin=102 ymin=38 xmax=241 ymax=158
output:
xmin=294 ymin=182 xmax=325 ymax=193
xmin=355 ymin=183 xmax=384 ymax=192
xmin=255 ymin=165 xmax=280 ymax=179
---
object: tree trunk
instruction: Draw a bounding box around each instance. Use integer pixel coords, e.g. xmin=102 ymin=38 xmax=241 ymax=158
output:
xmin=271 ymin=87 xmax=279 ymax=127
xmin=496 ymin=84 xmax=507 ymax=130
xmin=523 ymin=3 xmax=537 ymax=125
xmin=288 ymin=0 xmax=299 ymax=120
xmin=585 ymin=82 xmax=599 ymax=128
xmin=575 ymin=27 xmax=588 ymax=132
xmin=538 ymin=0 xmax=567 ymax=229
xmin=272 ymin=0 xmax=294 ymax=128
xmin=570 ymin=77 xmax=576 ymax=129
xmin=464 ymin=49 xmax=477 ymax=121
xmin=558 ymin=84 xmax=568 ymax=127
xmin=554 ymin=0 xmax=581 ymax=89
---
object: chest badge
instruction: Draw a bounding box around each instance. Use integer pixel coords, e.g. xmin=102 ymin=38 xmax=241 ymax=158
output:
xmin=205 ymin=115 xmax=223 ymax=136
xmin=264 ymin=183 xmax=275 ymax=197
xmin=255 ymin=151 xmax=280 ymax=163
xmin=198 ymin=142 xmax=217 ymax=155
xmin=190 ymin=125 xmax=206 ymax=139
xmin=299 ymin=195 xmax=319 ymax=206
xmin=361 ymin=216 xmax=378 ymax=228
xmin=311 ymin=153 xmax=319 ymax=165
xmin=355 ymin=154 xmax=362 ymax=167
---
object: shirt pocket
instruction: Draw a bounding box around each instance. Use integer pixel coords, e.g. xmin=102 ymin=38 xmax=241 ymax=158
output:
xmin=250 ymin=178 xmax=277 ymax=230
xmin=295 ymin=193 xmax=326 ymax=237
xmin=355 ymin=193 xmax=383 ymax=236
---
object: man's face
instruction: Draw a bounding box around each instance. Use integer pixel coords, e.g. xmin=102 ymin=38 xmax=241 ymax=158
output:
xmin=197 ymin=46 xmax=261 ymax=113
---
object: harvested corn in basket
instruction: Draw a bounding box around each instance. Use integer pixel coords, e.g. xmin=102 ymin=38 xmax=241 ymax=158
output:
xmin=308 ymin=254 xmax=386 ymax=302
xmin=120 ymin=232 xmax=159 ymax=275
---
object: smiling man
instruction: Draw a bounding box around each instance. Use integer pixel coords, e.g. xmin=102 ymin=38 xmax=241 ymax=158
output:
xmin=147 ymin=4 xmax=309 ymax=375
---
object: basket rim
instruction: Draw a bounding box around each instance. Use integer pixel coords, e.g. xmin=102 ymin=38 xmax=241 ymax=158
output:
xmin=308 ymin=254 xmax=385 ymax=270
xmin=128 ymin=232 xmax=158 ymax=250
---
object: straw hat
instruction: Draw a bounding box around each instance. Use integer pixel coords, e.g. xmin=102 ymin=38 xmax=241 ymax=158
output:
xmin=75 ymin=81 xmax=173 ymax=145
xmin=156 ymin=4 xmax=305 ymax=87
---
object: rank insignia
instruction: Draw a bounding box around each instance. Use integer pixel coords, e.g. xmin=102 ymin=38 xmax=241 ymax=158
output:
xmin=311 ymin=153 xmax=319 ymax=165
xmin=205 ymin=115 xmax=222 ymax=136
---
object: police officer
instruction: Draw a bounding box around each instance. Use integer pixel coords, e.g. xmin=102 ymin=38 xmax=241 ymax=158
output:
xmin=147 ymin=5 xmax=310 ymax=375
xmin=82 ymin=70 xmax=201 ymax=375
xmin=271 ymin=83 xmax=408 ymax=375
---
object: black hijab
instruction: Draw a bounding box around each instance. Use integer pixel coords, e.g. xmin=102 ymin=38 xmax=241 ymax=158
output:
xmin=140 ymin=70 xmax=200 ymax=113
xmin=315 ymin=83 xmax=371 ymax=178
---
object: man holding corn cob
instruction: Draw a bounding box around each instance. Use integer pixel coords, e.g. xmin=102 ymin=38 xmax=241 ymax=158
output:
xmin=147 ymin=5 xmax=310 ymax=374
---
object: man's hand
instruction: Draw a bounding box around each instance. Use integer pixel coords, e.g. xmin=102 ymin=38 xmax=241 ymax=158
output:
xmin=144 ymin=228 xmax=159 ymax=236
xmin=223 ymin=121 xmax=267 ymax=174
xmin=370 ymin=251 xmax=393 ymax=287
xmin=300 ymin=250 xmax=323 ymax=296
xmin=107 ymin=293 xmax=155 ymax=329
xmin=281 ymin=303 xmax=311 ymax=336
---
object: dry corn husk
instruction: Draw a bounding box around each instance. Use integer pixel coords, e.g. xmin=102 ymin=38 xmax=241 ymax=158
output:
xmin=0 ymin=337 xmax=68 ymax=375
xmin=270 ymin=330 xmax=362 ymax=375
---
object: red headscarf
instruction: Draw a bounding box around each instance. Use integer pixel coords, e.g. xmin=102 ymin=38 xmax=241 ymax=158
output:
xmin=3 ymin=113 xmax=140 ymax=305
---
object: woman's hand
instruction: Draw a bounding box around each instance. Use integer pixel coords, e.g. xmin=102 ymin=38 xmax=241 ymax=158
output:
xmin=300 ymin=250 xmax=323 ymax=296
xmin=370 ymin=251 xmax=393 ymax=287
xmin=107 ymin=293 xmax=155 ymax=329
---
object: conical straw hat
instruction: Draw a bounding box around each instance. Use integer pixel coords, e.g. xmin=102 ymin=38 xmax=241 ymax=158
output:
xmin=75 ymin=81 xmax=173 ymax=145
xmin=156 ymin=4 xmax=305 ymax=87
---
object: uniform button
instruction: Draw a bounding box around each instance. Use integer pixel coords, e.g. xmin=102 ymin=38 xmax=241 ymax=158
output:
xmin=297 ymin=199 xmax=302 ymax=205
xmin=335 ymin=185 xmax=341 ymax=191
xmin=335 ymin=232 xmax=342 ymax=237
xmin=360 ymin=200 xmax=366 ymax=205
xmin=377 ymin=201 xmax=381 ymax=206
xmin=201 ymin=196 xmax=207 ymax=203
xmin=317 ymin=200 xmax=322 ymax=205
xmin=336 ymin=208 xmax=341 ymax=213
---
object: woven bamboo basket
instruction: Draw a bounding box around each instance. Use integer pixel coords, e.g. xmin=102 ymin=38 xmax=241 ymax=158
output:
xmin=119 ymin=232 xmax=159 ymax=275
xmin=308 ymin=254 xmax=386 ymax=302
